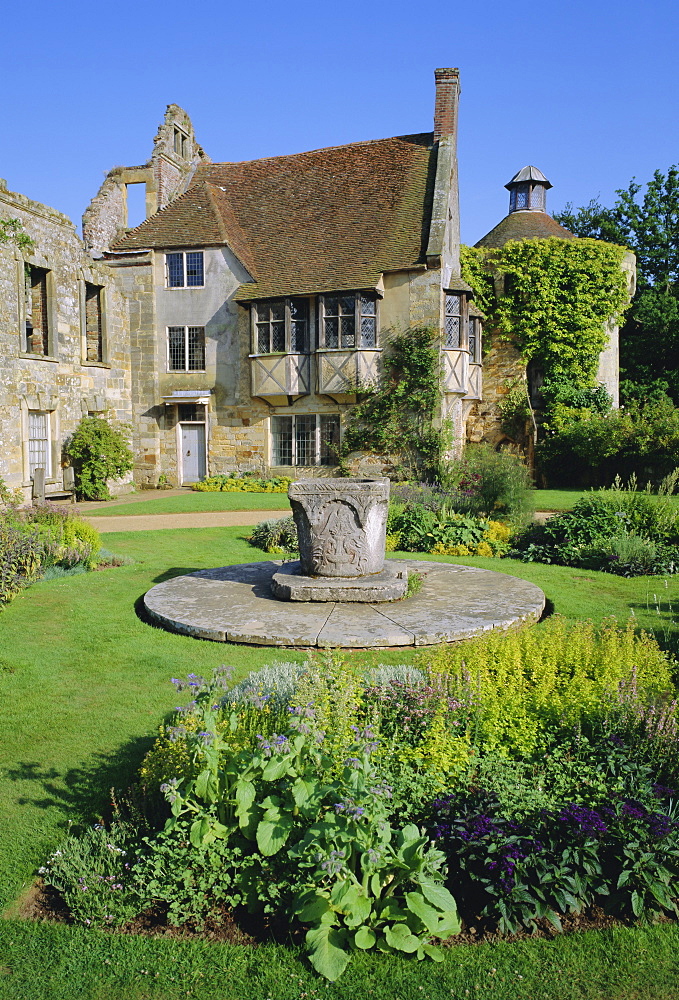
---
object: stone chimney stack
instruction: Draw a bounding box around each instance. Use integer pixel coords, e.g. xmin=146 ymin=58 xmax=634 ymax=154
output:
xmin=433 ymin=67 xmax=461 ymax=143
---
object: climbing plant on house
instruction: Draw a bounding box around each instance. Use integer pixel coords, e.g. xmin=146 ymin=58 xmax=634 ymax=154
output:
xmin=340 ymin=327 xmax=445 ymax=479
xmin=461 ymin=238 xmax=630 ymax=406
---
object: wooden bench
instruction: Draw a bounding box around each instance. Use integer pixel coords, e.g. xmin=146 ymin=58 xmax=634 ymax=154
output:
xmin=32 ymin=467 xmax=76 ymax=505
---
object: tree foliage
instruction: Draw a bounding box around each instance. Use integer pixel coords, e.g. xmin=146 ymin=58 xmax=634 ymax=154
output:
xmin=554 ymin=165 xmax=679 ymax=403
xmin=65 ymin=416 xmax=134 ymax=501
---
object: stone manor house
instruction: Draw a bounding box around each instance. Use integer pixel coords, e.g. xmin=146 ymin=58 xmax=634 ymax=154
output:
xmin=0 ymin=69 xmax=627 ymax=498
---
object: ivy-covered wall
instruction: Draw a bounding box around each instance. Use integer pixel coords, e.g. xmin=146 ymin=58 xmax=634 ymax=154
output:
xmin=461 ymin=238 xmax=635 ymax=455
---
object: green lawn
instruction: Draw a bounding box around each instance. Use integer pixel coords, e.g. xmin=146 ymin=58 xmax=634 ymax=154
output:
xmin=533 ymin=487 xmax=679 ymax=513
xmin=1 ymin=526 xmax=678 ymax=999
xmin=86 ymin=492 xmax=291 ymax=516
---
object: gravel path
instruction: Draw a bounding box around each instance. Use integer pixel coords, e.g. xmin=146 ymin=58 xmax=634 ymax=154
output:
xmin=86 ymin=510 xmax=290 ymax=533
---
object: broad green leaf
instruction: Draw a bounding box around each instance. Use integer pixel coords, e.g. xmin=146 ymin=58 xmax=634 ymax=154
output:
xmin=262 ymin=757 xmax=290 ymax=781
xmin=194 ymin=769 xmax=214 ymax=801
xmin=631 ymin=890 xmax=643 ymax=917
xmin=354 ymin=926 xmax=377 ymax=950
xmin=292 ymin=777 xmax=314 ymax=807
xmin=306 ymin=924 xmax=350 ymax=981
xmin=189 ymin=817 xmax=208 ymax=848
xmin=379 ymin=899 xmax=407 ymax=921
xmin=256 ymin=815 xmax=293 ymax=856
xmin=297 ymin=893 xmax=333 ymax=923
xmin=421 ymin=942 xmax=444 ymax=962
xmin=405 ymin=892 xmax=447 ymax=934
xmin=370 ymin=873 xmax=382 ymax=897
xmin=419 ymin=880 xmax=458 ymax=915
xmin=385 ymin=922 xmax=420 ymax=953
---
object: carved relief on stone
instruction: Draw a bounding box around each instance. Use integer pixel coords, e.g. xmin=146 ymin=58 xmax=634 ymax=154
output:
xmin=289 ymin=478 xmax=389 ymax=578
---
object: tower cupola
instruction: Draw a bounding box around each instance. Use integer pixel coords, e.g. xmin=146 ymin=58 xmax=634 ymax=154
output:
xmin=505 ymin=165 xmax=552 ymax=213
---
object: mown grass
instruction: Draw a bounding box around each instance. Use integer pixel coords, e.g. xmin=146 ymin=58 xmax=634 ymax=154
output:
xmin=86 ymin=493 xmax=291 ymax=517
xmin=1 ymin=525 xmax=679 ymax=998
xmin=533 ymin=488 xmax=679 ymax=513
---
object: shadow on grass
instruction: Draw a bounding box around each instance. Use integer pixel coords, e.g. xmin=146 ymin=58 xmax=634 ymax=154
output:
xmin=151 ymin=566 xmax=202 ymax=584
xmin=4 ymin=734 xmax=157 ymax=825
xmin=540 ymin=597 xmax=556 ymax=621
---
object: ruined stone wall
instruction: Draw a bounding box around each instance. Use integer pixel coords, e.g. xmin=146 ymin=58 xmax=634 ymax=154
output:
xmin=83 ymin=105 xmax=210 ymax=254
xmin=0 ymin=180 xmax=131 ymax=500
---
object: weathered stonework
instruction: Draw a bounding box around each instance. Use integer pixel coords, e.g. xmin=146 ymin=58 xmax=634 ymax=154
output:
xmin=0 ymin=179 xmax=131 ymax=501
xmin=143 ymin=559 xmax=546 ymax=647
xmin=289 ymin=478 xmax=390 ymax=578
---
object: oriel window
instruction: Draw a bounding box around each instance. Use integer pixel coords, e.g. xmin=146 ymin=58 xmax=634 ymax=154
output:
xmin=253 ymin=298 xmax=309 ymax=354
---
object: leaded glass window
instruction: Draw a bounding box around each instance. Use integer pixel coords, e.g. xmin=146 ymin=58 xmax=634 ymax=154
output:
xmin=468 ymin=317 xmax=482 ymax=363
xmin=168 ymin=326 xmax=206 ymax=371
xmin=444 ymin=293 xmax=462 ymax=348
xmin=254 ymin=298 xmax=309 ymax=354
xmin=271 ymin=414 xmax=340 ymax=466
xmin=28 ymin=410 xmax=50 ymax=478
xmin=321 ymin=292 xmax=378 ymax=348
xmin=166 ymin=251 xmax=204 ymax=288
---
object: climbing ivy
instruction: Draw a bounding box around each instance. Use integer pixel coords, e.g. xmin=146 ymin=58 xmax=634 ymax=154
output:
xmin=461 ymin=238 xmax=630 ymax=400
xmin=0 ymin=218 xmax=34 ymax=251
xmin=340 ymin=327 xmax=445 ymax=479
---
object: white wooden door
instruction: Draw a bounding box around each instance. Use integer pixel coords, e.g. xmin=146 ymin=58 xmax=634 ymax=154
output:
xmin=180 ymin=424 xmax=206 ymax=483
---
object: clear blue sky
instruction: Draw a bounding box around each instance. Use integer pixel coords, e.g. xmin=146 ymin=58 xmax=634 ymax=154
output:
xmin=2 ymin=0 xmax=677 ymax=246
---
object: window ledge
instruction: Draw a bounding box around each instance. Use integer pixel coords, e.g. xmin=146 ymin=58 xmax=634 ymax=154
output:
xmin=167 ymin=370 xmax=207 ymax=375
xmin=19 ymin=352 xmax=59 ymax=363
xmin=249 ymin=352 xmax=310 ymax=358
xmin=315 ymin=347 xmax=382 ymax=353
xmin=81 ymin=360 xmax=111 ymax=369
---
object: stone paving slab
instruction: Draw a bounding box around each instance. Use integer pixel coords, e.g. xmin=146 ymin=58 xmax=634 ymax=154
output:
xmin=143 ymin=559 xmax=546 ymax=648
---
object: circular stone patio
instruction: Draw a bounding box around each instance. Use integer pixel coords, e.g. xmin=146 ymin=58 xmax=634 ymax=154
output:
xmin=143 ymin=560 xmax=546 ymax=648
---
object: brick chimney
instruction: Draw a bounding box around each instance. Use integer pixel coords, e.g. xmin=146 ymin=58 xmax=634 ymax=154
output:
xmin=434 ymin=67 xmax=460 ymax=142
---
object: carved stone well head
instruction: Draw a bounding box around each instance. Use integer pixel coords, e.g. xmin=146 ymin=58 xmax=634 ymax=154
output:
xmin=288 ymin=478 xmax=390 ymax=578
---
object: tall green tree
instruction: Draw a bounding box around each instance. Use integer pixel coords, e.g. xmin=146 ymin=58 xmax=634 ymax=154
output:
xmin=555 ymin=166 xmax=679 ymax=402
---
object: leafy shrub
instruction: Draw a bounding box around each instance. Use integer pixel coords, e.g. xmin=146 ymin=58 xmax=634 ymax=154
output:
xmin=248 ymin=515 xmax=298 ymax=554
xmin=40 ymin=822 xmax=139 ymax=928
xmin=426 ymin=616 xmax=674 ymax=757
xmin=0 ymin=520 xmax=42 ymax=605
xmin=426 ymin=777 xmax=679 ymax=934
xmin=44 ymin=620 xmax=679 ymax=971
xmin=387 ymin=504 xmax=511 ymax=557
xmin=438 ymin=444 xmax=534 ymax=526
xmin=0 ymin=502 xmax=101 ymax=605
xmin=514 ymin=479 xmax=679 ymax=575
xmin=65 ymin=416 xmax=134 ymax=501
xmin=539 ymin=394 xmax=679 ymax=488
xmin=192 ymin=473 xmax=292 ymax=493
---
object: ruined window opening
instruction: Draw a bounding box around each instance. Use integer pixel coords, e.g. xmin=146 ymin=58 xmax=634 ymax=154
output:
xmin=126 ymin=183 xmax=147 ymax=229
xmin=28 ymin=410 xmax=51 ymax=478
xmin=319 ymin=292 xmax=378 ymax=349
xmin=444 ymin=292 xmax=466 ymax=349
xmin=174 ymin=128 xmax=188 ymax=158
xmin=166 ymin=251 xmax=204 ymax=288
xmin=253 ymin=298 xmax=309 ymax=354
xmin=84 ymin=283 xmax=103 ymax=362
xmin=271 ymin=413 xmax=340 ymax=467
xmin=167 ymin=326 xmax=206 ymax=372
xmin=24 ymin=265 xmax=49 ymax=355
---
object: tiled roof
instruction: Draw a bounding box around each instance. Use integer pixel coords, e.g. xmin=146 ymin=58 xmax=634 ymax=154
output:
xmin=475 ymin=211 xmax=575 ymax=249
xmin=110 ymin=134 xmax=436 ymax=299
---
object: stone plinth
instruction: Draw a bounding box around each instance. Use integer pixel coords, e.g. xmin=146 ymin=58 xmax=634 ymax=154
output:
xmin=271 ymin=561 xmax=408 ymax=602
xmin=289 ymin=478 xmax=389 ymax=578
xmin=143 ymin=559 xmax=546 ymax=648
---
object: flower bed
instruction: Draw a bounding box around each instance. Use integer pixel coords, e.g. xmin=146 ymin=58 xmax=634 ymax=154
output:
xmin=192 ymin=474 xmax=292 ymax=493
xmin=39 ymin=619 xmax=679 ymax=980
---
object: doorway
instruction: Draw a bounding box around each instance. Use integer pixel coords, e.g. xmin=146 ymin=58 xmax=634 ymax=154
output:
xmin=180 ymin=423 xmax=206 ymax=484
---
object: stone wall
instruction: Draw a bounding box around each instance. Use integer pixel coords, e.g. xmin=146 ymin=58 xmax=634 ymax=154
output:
xmin=83 ymin=105 xmax=210 ymax=254
xmin=0 ymin=179 xmax=131 ymax=500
